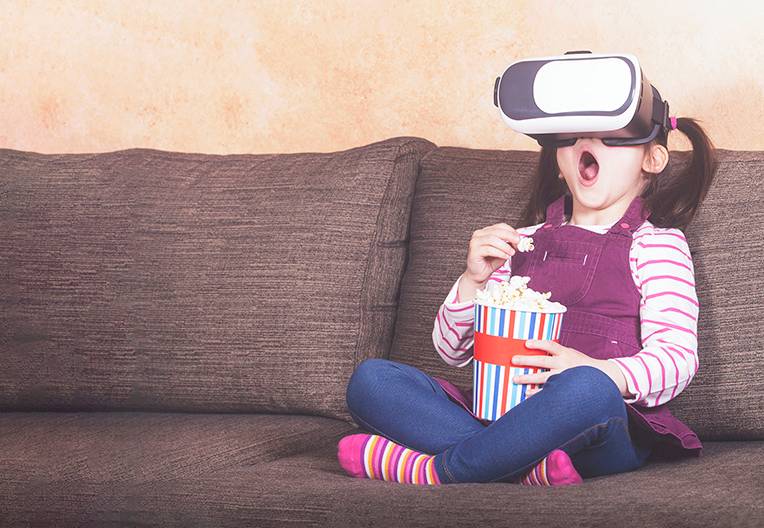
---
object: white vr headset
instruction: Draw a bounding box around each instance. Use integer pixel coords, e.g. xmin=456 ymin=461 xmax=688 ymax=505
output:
xmin=494 ymin=50 xmax=672 ymax=148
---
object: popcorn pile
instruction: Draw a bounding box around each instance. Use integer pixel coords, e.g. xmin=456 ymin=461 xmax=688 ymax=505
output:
xmin=474 ymin=275 xmax=566 ymax=312
xmin=517 ymin=235 xmax=535 ymax=252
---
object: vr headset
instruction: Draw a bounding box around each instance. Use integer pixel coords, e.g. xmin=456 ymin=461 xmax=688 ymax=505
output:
xmin=493 ymin=50 xmax=672 ymax=148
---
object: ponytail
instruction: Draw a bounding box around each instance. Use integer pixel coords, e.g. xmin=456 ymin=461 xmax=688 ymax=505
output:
xmin=641 ymin=117 xmax=719 ymax=230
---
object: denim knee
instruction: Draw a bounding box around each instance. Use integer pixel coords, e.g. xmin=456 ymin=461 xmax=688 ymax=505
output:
xmin=547 ymin=365 xmax=626 ymax=424
xmin=345 ymin=358 xmax=396 ymax=416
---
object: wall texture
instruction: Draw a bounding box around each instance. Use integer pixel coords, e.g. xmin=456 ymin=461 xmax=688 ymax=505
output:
xmin=1 ymin=0 xmax=761 ymax=154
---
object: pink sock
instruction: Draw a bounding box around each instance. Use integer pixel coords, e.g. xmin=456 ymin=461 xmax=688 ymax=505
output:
xmin=337 ymin=433 xmax=441 ymax=485
xmin=521 ymin=449 xmax=583 ymax=486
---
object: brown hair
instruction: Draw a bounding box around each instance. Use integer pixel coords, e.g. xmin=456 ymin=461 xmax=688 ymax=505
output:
xmin=519 ymin=117 xmax=719 ymax=231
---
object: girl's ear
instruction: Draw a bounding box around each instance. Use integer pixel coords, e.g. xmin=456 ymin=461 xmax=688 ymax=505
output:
xmin=642 ymin=143 xmax=669 ymax=175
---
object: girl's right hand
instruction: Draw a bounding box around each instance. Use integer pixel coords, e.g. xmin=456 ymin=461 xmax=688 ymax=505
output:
xmin=464 ymin=223 xmax=522 ymax=285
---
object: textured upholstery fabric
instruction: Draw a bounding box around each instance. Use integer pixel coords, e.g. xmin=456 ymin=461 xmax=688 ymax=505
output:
xmin=0 ymin=415 xmax=760 ymax=527
xmin=0 ymin=137 xmax=436 ymax=421
xmin=1 ymin=140 xmax=761 ymax=526
xmin=0 ymin=411 xmax=354 ymax=482
xmin=390 ymin=147 xmax=764 ymax=440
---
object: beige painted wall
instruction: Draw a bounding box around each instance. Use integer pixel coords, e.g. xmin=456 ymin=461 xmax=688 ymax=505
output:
xmin=1 ymin=0 xmax=762 ymax=154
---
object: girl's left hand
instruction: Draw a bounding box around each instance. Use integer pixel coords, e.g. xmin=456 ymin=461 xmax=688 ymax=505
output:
xmin=512 ymin=340 xmax=598 ymax=397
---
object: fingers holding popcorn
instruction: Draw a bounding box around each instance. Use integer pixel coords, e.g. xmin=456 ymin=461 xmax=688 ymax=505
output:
xmin=517 ymin=235 xmax=535 ymax=252
xmin=482 ymin=224 xmax=535 ymax=254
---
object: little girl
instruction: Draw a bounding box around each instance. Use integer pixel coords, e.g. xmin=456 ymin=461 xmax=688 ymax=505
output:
xmin=337 ymin=114 xmax=717 ymax=485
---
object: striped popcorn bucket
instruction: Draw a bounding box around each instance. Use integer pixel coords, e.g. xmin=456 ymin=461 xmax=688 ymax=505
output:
xmin=473 ymin=302 xmax=566 ymax=421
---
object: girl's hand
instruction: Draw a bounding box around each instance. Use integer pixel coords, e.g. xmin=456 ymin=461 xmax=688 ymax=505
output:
xmin=511 ymin=340 xmax=600 ymax=397
xmin=464 ymin=222 xmax=522 ymax=285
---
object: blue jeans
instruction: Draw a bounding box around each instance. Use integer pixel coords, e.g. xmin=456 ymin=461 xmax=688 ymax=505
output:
xmin=345 ymin=358 xmax=654 ymax=484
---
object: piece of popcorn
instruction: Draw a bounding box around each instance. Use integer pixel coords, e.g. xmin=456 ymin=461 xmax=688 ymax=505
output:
xmin=473 ymin=274 xmax=565 ymax=312
xmin=517 ymin=236 xmax=535 ymax=252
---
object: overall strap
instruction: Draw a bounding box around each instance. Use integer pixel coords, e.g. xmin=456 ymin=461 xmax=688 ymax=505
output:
xmin=543 ymin=193 xmax=568 ymax=228
xmin=606 ymin=195 xmax=651 ymax=238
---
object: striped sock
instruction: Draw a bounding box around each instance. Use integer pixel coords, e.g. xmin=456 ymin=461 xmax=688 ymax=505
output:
xmin=337 ymin=433 xmax=441 ymax=485
xmin=520 ymin=449 xmax=583 ymax=486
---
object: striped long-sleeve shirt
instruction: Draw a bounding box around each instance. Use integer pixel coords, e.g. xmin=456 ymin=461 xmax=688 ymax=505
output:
xmin=432 ymin=219 xmax=699 ymax=408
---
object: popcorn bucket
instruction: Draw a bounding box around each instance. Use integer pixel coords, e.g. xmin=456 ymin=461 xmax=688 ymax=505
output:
xmin=473 ymin=302 xmax=566 ymax=421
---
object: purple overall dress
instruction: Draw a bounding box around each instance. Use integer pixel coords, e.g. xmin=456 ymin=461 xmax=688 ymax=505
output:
xmin=433 ymin=193 xmax=703 ymax=459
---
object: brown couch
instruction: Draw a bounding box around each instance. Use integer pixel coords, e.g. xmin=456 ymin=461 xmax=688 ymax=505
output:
xmin=1 ymin=137 xmax=762 ymax=526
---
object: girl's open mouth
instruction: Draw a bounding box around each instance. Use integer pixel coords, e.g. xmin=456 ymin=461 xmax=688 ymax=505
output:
xmin=578 ymin=150 xmax=599 ymax=187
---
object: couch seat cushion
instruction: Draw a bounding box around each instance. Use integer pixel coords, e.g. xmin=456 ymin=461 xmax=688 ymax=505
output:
xmin=0 ymin=411 xmax=354 ymax=483
xmin=1 ymin=418 xmax=761 ymax=527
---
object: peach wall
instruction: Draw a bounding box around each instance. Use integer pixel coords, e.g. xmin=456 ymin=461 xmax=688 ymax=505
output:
xmin=1 ymin=0 xmax=761 ymax=154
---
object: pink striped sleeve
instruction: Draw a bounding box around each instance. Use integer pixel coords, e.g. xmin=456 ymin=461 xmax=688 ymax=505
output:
xmin=433 ymin=223 xmax=543 ymax=367
xmin=607 ymin=224 xmax=699 ymax=407
xmin=433 ymin=273 xmax=477 ymax=367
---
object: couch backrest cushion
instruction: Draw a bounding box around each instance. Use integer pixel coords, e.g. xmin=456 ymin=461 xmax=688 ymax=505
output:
xmin=0 ymin=136 xmax=435 ymax=421
xmin=390 ymin=147 xmax=764 ymax=441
